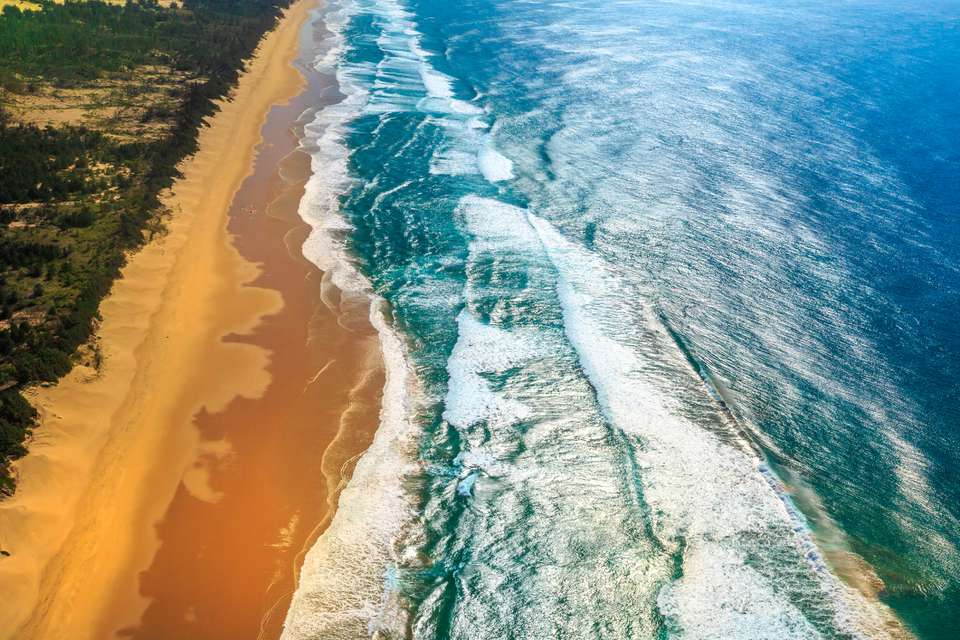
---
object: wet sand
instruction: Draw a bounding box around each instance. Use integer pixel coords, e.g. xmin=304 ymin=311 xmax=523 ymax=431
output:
xmin=0 ymin=1 xmax=381 ymax=638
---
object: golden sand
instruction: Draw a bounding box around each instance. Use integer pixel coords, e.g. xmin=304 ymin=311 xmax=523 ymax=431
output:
xmin=0 ymin=1 xmax=331 ymax=637
xmin=95 ymin=23 xmax=384 ymax=636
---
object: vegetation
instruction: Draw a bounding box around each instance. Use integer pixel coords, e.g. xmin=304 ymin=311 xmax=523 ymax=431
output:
xmin=0 ymin=0 xmax=291 ymax=495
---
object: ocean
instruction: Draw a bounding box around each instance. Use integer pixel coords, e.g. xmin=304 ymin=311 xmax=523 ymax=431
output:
xmin=281 ymin=0 xmax=960 ymax=637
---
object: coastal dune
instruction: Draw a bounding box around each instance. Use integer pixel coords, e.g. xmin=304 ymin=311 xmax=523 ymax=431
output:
xmin=0 ymin=1 xmax=321 ymax=637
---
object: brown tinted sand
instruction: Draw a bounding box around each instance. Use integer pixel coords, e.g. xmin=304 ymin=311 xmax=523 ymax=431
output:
xmin=0 ymin=1 xmax=380 ymax=638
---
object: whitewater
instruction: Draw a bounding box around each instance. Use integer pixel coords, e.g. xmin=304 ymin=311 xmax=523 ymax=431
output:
xmin=282 ymin=0 xmax=960 ymax=638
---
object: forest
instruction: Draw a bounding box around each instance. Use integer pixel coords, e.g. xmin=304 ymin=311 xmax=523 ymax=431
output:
xmin=0 ymin=0 xmax=292 ymax=494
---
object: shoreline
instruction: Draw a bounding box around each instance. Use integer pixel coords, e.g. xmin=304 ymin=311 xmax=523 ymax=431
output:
xmin=101 ymin=11 xmax=384 ymax=636
xmin=0 ymin=1 xmax=356 ymax=637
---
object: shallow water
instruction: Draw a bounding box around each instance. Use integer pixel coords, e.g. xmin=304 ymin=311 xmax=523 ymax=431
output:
xmin=284 ymin=0 xmax=960 ymax=637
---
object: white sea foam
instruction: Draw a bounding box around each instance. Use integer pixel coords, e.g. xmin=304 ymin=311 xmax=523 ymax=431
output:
xmin=297 ymin=3 xmax=370 ymax=296
xmin=321 ymin=0 xmax=501 ymax=185
xmin=428 ymin=149 xmax=478 ymax=177
xmin=417 ymin=193 xmax=674 ymax=638
xmin=419 ymin=64 xmax=454 ymax=99
xmin=656 ymin=544 xmax=821 ymax=640
xmin=524 ymin=212 xmax=903 ymax=639
xmin=443 ymin=310 xmax=535 ymax=431
xmin=283 ymin=1 xmax=516 ymax=633
xmin=282 ymin=1 xmax=424 ymax=638
xmin=281 ymin=302 xmax=418 ymax=640
xmin=458 ymin=195 xmax=539 ymax=251
xmin=478 ymin=144 xmax=515 ymax=182
xmin=452 ymin=448 xmax=510 ymax=497
xmin=282 ymin=0 xmax=946 ymax=635
xmin=452 ymin=448 xmax=509 ymax=476
xmin=429 ymin=191 xmax=883 ymax=638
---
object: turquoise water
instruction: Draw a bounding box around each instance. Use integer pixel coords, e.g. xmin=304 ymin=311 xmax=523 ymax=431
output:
xmin=283 ymin=0 xmax=960 ymax=638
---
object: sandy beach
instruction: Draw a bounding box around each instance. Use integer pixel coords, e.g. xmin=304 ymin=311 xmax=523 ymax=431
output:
xmin=0 ymin=1 xmax=380 ymax=637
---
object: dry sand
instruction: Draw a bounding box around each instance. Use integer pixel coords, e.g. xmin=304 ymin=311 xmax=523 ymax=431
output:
xmin=0 ymin=0 xmax=349 ymax=637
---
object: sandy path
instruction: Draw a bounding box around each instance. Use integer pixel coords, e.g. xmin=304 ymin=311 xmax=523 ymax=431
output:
xmin=0 ymin=1 xmax=314 ymax=637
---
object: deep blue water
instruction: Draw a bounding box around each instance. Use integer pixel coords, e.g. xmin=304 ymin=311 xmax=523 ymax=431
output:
xmin=283 ymin=1 xmax=960 ymax=638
